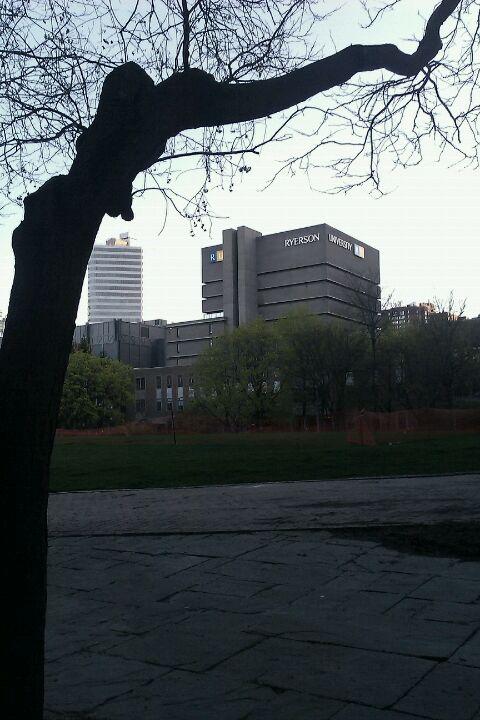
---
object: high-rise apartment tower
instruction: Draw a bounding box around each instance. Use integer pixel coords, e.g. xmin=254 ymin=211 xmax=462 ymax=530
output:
xmin=87 ymin=233 xmax=143 ymax=323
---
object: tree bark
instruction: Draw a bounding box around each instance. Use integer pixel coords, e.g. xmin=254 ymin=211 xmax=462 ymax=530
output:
xmin=0 ymin=177 xmax=104 ymax=717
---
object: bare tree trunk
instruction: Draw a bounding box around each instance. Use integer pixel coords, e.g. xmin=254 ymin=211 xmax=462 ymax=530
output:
xmin=0 ymin=176 xmax=104 ymax=718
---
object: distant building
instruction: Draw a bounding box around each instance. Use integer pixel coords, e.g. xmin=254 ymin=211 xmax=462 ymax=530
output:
xmin=202 ymin=223 xmax=380 ymax=327
xmin=73 ymin=319 xmax=166 ymax=368
xmin=133 ymin=365 xmax=195 ymax=418
xmin=88 ymin=233 xmax=143 ymax=323
xmin=132 ymin=222 xmax=380 ymax=419
xmin=0 ymin=311 xmax=5 ymax=339
xmin=383 ymin=302 xmax=435 ymax=329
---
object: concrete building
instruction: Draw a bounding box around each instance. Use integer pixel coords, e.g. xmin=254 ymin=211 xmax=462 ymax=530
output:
xmin=163 ymin=223 xmax=379 ymax=368
xmin=133 ymin=365 xmax=195 ymax=417
xmin=133 ymin=222 xmax=380 ymax=419
xmin=164 ymin=317 xmax=226 ymax=367
xmin=73 ymin=319 xmax=166 ymax=368
xmin=202 ymin=223 xmax=379 ymax=327
xmin=88 ymin=233 xmax=143 ymax=323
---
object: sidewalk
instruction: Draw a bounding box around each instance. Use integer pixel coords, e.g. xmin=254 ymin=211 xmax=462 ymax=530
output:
xmin=45 ymin=475 xmax=480 ymax=719
xmin=48 ymin=472 xmax=480 ymax=535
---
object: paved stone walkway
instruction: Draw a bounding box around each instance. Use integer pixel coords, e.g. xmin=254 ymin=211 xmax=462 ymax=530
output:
xmin=49 ymin=473 xmax=480 ymax=535
xmin=45 ymin=476 xmax=480 ymax=719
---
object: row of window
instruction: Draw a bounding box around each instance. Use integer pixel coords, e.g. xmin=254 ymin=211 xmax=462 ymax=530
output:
xmin=172 ymin=338 xmax=213 ymax=354
xmin=135 ymin=398 xmax=184 ymax=413
xmin=135 ymin=375 xmax=194 ymax=391
xmin=91 ymin=280 xmax=142 ymax=293
xmin=92 ymin=253 xmax=142 ymax=259
xmin=89 ymin=301 xmax=142 ymax=306
xmin=89 ymin=271 xmax=142 ymax=278
xmin=169 ymin=323 xmax=215 ymax=338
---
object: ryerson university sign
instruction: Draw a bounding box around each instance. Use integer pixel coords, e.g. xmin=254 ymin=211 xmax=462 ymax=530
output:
xmin=284 ymin=231 xmax=365 ymax=259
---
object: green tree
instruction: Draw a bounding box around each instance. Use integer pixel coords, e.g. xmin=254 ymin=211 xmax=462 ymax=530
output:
xmin=277 ymin=310 xmax=329 ymax=429
xmin=58 ymin=350 xmax=133 ymax=429
xmin=195 ymin=320 xmax=278 ymax=430
xmin=324 ymin=323 xmax=367 ymax=424
xmin=396 ymin=303 xmax=477 ymax=410
xmin=235 ymin=319 xmax=279 ymax=428
xmin=277 ymin=311 xmax=366 ymax=429
xmin=194 ymin=332 xmax=246 ymax=431
xmin=369 ymin=325 xmax=404 ymax=412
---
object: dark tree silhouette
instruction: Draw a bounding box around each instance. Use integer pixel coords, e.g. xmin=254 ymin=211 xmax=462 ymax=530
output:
xmin=0 ymin=1 xmax=473 ymax=716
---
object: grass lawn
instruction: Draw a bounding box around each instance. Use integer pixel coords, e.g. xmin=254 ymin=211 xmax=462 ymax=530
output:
xmin=50 ymin=430 xmax=480 ymax=493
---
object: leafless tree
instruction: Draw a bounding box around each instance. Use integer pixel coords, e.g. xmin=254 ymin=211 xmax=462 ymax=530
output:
xmin=0 ymin=1 xmax=476 ymax=716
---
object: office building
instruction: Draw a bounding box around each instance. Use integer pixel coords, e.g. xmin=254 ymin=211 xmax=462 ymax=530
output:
xmin=202 ymin=223 xmax=379 ymax=327
xmin=133 ymin=222 xmax=380 ymax=419
xmin=88 ymin=233 xmax=143 ymax=323
xmin=161 ymin=223 xmax=379 ymax=369
xmin=73 ymin=319 xmax=167 ymax=368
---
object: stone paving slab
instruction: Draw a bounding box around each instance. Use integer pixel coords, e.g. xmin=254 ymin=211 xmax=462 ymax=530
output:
xmin=393 ymin=662 xmax=480 ymax=719
xmin=333 ymin=707 xmax=420 ymax=720
xmin=217 ymin=636 xmax=435 ymax=706
xmin=451 ymin=628 xmax=480 ymax=668
xmin=45 ymin=525 xmax=480 ymax=719
xmin=48 ymin=472 xmax=480 ymax=535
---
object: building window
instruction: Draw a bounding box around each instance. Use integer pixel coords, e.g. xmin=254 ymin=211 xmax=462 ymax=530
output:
xmin=176 ymin=327 xmax=180 ymax=337
xmin=156 ymin=400 xmax=162 ymax=413
xmin=135 ymin=399 xmax=146 ymax=412
xmin=177 ymin=375 xmax=183 ymax=387
xmin=141 ymin=326 xmax=149 ymax=338
xmin=167 ymin=375 xmax=172 ymax=388
xmin=189 ymin=376 xmax=194 ymax=387
xmin=135 ymin=377 xmax=145 ymax=391
xmin=156 ymin=376 xmax=162 ymax=389
xmin=178 ymin=399 xmax=184 ymax=412
xmin=176 ymin=343 xmax=180 ymax=354
xmin=208 ymin=323 xmax=213 ymax=335
xmin=209 ymin=338 xmax=213 ymax=347
xmin=167 ymin=401 xmax=173 ymax=412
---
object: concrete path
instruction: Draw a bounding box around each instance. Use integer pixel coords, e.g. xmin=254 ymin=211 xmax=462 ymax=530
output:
xmin=45 ymin=474 xmax=480 ymax=719
xmin=49 ymin=473 xmax=480 ymax=535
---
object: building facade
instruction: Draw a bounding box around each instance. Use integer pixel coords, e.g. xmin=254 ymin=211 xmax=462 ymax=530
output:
xmin=132 ymin=222 xmax=380 ymax=419
xmin=133 ymin=365 xmax=195 ymax=418
xmin=382 ymin=302 xmax=435 ymax=329
xmin=202 ymin=223 xmax=380 ymax=327
xmin=74 ymin=319 xmax=167 ymax=368
xmin=88 ymin=233 xmax=143 ymax=323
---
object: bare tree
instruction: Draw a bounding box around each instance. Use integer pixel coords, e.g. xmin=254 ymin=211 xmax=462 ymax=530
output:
xmin=0 ymin=1 xmax=474 ymax=716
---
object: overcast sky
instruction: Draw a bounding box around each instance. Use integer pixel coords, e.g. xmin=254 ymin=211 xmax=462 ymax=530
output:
xmin=1 ymin=1 xmax=478 ymax=323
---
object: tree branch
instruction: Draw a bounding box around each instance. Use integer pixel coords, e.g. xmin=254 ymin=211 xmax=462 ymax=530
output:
xmin=69 ymin=0 xmax=462 ymax=222
xmin=161 ymin=0 xmax=461 ymax=131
